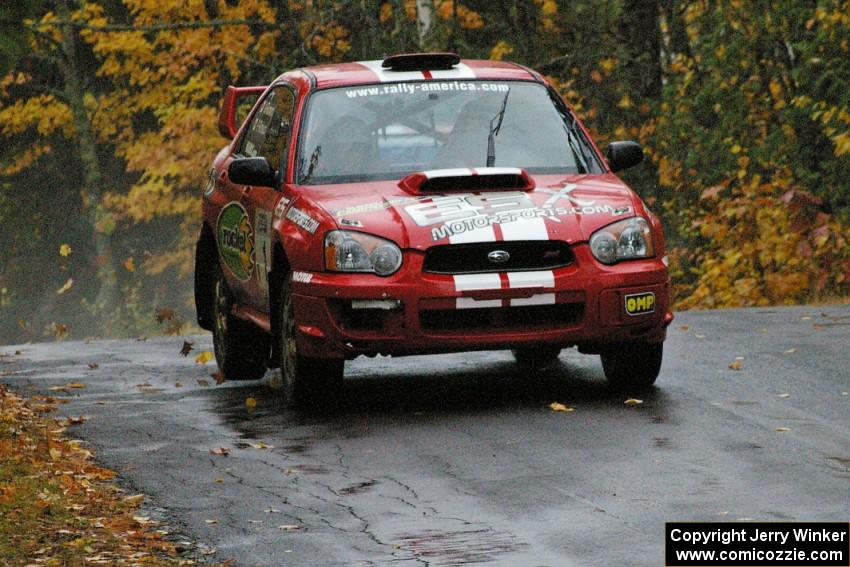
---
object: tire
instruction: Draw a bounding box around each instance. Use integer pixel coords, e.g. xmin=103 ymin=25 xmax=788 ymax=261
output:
xmin=271 ymin=275 xmax=344 ymax=406
xmin=600 ymin=342 xmax=662 ymax=392
xmin=512 ymin=345 xmax=562 ymax=368
xmin=212 ymin=264 xmax=268 ymax=381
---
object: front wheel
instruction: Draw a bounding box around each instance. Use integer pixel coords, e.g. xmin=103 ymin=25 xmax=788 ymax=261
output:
xmin=600 ymin=342 xmax=662 ymax=392
xmin=212 ymin=264 xmax=268 ymax=381
xmin=272 ymin=275 xmax=343 ymax=406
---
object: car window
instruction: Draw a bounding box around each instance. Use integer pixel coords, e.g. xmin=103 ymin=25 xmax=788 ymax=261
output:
xmin=239 ymin=86 xmax=296 ymax=172
xmin=297 ymin=81 xmax=602 ymax=185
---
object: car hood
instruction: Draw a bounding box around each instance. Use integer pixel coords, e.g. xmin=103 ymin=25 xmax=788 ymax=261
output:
xmin=293 ymin=173 xmax=641 ymax=250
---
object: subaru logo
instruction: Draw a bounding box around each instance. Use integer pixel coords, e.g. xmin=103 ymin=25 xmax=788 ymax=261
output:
xmin=487 ymin=250 xmax=510 ymax=263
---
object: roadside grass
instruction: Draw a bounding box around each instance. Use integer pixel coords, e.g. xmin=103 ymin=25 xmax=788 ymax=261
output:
xmin=0 ymin=384 xmax=200 ymax=566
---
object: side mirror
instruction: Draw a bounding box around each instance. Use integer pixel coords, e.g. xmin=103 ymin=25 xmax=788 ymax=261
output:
xmin=229 ymin=157 xmax=277 ymax=188
xmin=606 ymin=141 xmax=644 ymax=172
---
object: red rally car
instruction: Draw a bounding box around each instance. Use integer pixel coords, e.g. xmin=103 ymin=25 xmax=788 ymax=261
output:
xmin=194 ymin=52 xmax=673 ymax=403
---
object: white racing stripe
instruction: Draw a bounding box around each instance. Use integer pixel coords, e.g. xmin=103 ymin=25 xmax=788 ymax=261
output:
xmin=449 ymin=226 xmax=497 ymax=244
xmin=457 ymin=297 xmax=502 ymax=309
xmin=359 ymin=61 xmax=477 ymax=82
xmin=359 ymin=60 xmax=424 ymax=82
xmin=510 ymin=293 xmax=556 ymax=307
xmin=453 ymin=273 xmax=502 ymax=291
xmin=500 ymin=217 xmax=549 ymax=241
xmin=507 ymin=271 xmax=555 ymax=289
xmin=429 ymin=63 xmax=476 ymax=79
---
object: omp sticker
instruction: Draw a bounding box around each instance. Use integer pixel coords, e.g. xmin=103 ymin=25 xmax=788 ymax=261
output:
xmin=285 ymin=207 xmax=319 ymax=234
xmin=254 ymin=209 xmax=272 ymax=295
xmin=291 ymin=271 xmax=313 ymax=284
xmin=624 ymin=292 xmax=655 ymax=316
xmin=273 ymin=197 xmax=290 ymax=220
xmin=217 ymin=202 xmax=254 ymax=281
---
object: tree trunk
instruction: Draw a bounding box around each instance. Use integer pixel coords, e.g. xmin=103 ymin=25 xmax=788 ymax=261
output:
xmin=416 ymin=0 xmax=432 ymax=48
xmin=56 ymin=0 xmax=120 ymax=331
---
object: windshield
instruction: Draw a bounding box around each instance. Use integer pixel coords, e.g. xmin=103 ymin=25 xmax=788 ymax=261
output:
xmin=296 ymin=80 xmax=601 ymax=185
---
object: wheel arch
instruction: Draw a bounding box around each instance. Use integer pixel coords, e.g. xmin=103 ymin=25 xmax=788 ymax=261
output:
xmin=194 ymin=222 xmax=218 ymax=331
xmin=268 ymin=239 xmax=292 ymax=366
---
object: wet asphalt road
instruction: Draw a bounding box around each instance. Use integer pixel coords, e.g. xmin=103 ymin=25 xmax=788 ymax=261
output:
xmin=2 ymin=305 xmax=850 ymax=566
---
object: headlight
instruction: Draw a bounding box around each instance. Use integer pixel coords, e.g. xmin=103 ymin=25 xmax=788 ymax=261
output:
xmin=589 ymin=217 xmax=654 ymax=264
xmin=324 ymin=230 xmax=402 ymax=276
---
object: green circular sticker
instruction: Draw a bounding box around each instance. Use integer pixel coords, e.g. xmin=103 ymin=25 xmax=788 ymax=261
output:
xmin=217 ymin=202 xmax=254 ymax=281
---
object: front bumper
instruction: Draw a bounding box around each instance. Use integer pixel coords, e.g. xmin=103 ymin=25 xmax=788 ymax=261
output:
xmin=291 ymin=244 xmax=673 ymax=359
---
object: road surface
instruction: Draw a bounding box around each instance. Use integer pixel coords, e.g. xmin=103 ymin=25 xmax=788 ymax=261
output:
xmin=2 ymin=305 xmax=849 ymax=566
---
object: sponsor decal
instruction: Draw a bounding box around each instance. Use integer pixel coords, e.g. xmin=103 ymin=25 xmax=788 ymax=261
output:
xmin=254 ymin=209 xmax=272 ymax=295
xmin=285 ymin=207 xmax=319 ymax=234
xmin=339 ymin=218 xmax=363 ymax=228
xmin=333 ymin=196 xmax=415 ymax=218
xmin=624 ymin=292 xmax=655 ymax=316
xmin=291 ymin=271 xmax=313 ymax=284
xmin=273 ymin=197 xmax=290 ymax=220
xmin=217 ymin=202 xmax=254 ymax=281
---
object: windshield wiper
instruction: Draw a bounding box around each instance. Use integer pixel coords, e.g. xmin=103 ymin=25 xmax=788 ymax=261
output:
xmin=486 ymin=89 xmax=510 ymax=167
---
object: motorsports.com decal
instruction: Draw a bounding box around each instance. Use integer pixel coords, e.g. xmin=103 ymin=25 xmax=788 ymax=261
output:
xmin=217 ymin=202 xmax=255 ymax=281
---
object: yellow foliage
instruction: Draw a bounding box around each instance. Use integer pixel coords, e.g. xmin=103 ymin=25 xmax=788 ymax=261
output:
xmin=490 ymin=40 xmax=513 ymax=61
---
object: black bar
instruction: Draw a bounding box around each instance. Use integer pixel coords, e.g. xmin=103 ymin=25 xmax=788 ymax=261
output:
xmin=666 ymin=522 xmax=849 ymax=566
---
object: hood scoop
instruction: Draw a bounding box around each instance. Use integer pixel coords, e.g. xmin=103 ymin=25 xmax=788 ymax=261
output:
xmin=399 ymin=167 xmax=535 ymax=195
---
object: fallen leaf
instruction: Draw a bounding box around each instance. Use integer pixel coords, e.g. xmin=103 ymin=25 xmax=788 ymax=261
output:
xmin=801 ymin=316 xmax=812 ymax=321
xmin=179 ymin=341 xmax=194 ymax=356
xmin=56 ymin=278 xmax=74 ymax=295
xmin=679 ymin=324 xmax=689 ymax=331
xmin=214 ymin=478 xmax=224 ymax=484
xmin=209 ymin=447 xmax=230 ymax=456
xmin=135 ymin=382 xmax=152 ymax=389
xmin=205 ymin=519 xmax=219 ymax=524
xmin=66 ymin=382 xmax=86 ymax=389
xmin=245 ymin=397 xmax=257 ymax=409
xmin=123 ymin=257 xmax=135 ymax=272
xmin=59 ymin=244 xmax=72 ymax=257
xmin=729 ymin=359 xmax=743 ymax=370
xmin=246 ymin=441 xmax=273 ymax=450
xmin=278 ymin=524 xmax=301 ymax=531
xmin=133 ymin=516 xmax=155 ymax=526
xmin=548 ymin=402 xmax=573 ymax=412
xmin=155 ymin=308 xmax=175 ymax=324
xmin=63 ymin=416 xmax=86 ymax=425
xmin=123 ymin=494 xmax=145 ymax=506
xmin=213 ymin=372 xmax=226 ymax=385
xmin=174 ymin=381 xmax=183 ymax=388
xmin=778 ymin=393 xmax=790 ymax=398
xmin=49 ymin=447 xmax=62 ymax=460
xmin=775 ymin=427 xmax=791 ymax=432
xmin=197 ymin=379 xmax=210 ymax=387
xmin=195 ymin=351 xmax=214 ymax=364
xmin=694 ymin=334 xmax=706 ymax=339
xmin=87 ymin=363 xmax=99 ymax=369
xmin=842 ymin=392 xmax=849 ymax=396
xmin=265 ymin=508 xmax=281 ymax=513
xmin=783 ymin=348 xmax=796 ymax=354
xmin=624 ymin=398 xmax=644 ymax=405
xmin=248 ymin=519 xmax=263 ymax=524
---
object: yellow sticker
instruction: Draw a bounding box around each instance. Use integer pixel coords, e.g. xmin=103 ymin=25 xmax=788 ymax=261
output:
xmin=625 ymin=292 xmax=655 ymax=316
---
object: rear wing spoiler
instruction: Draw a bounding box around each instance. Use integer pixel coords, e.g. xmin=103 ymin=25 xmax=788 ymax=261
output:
xmin=218 ymin=85 xmax=268 ymax=139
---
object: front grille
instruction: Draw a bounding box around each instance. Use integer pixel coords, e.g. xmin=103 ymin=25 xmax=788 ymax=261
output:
xmin=423 ymin=241 xmax=573 ymax=274
xmin=420 ymin=302 xmax=584 ymax=333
